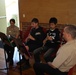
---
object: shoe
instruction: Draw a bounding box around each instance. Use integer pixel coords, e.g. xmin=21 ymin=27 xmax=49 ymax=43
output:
xmin=17 ymin=59 xmax=26 ymax=65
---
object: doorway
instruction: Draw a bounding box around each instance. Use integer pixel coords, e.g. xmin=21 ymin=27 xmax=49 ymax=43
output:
xmin=5 ymin=0 xmax=20 ymax=63
xmin=5 ymin=0 xmax=19 ymax=27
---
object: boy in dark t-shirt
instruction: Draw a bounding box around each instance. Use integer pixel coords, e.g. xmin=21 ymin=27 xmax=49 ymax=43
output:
xmin=44 ymin=26 xmax=60 ymax=48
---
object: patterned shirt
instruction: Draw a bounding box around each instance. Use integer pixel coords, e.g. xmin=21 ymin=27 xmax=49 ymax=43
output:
xmin=7 ymin=25 xmax=19 ymax=38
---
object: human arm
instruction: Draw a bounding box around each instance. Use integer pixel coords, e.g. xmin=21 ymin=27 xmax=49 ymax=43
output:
xmin=43 ymin=35 xmax=53 ymax=46
xmin=29 ymin=27 xmax=46 ymax=43
xmin=26 ymin=34 xmax=35 ymax=41
xmin=47 ymin=62 xmax=56 ymax=69
xmin=50 ymin=45 xmax=72 ymax=69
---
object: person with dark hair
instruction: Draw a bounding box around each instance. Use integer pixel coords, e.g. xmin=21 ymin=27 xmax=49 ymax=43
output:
xmin=25 ymin=18 xmax=46 ymax=52
xmin=4 ymin=18 xmax=19 ymax=66
xmin=17 ymin=18 xmax=46 ymax=70
xmin=33 ymin=17 xmax=60 ymax=63
xmin=10 ymin=18 xmax=15 ymax=23
xmin=49 ymin=17 xmax=57 ymax=24
xmin=31 ymin=18 xmax=39 ymax=23
xmin=33 ymin=25 xmax=76 ymax=75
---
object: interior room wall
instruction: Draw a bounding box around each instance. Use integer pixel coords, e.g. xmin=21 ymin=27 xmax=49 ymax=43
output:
xmin=19 ymin=0 xmax=76 ymax=25
xmin=0 ymin=0 xmax=7 ymax=34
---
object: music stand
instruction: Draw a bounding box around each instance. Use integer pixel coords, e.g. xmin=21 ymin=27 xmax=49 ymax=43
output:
xmin=0 ymin=32 xmax=13 ymax=47
xmin=14 ymin=38 xmax=31 ymax=57
xmin=14 ymin=38 xmax=31 ymax=75
xmin=0 ymin=32 xmax=12 ymax=75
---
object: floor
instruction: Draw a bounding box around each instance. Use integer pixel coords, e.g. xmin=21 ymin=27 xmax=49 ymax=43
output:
xmin=0 ymin=47 xmax=35 ymax=75
xmin=0 ymin=47 xmax=76 ymax=75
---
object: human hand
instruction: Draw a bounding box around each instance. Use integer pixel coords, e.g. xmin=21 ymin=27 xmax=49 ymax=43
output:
xmin=47 ymin=35 xmax=53 ymax=40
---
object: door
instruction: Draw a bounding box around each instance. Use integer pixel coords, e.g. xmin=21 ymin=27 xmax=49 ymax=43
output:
xmin=0 ymin=0 xmax=7 ymax=34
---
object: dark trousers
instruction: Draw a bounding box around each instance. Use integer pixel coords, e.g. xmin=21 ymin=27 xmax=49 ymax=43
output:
xmin=43 ymin=48 xmax=56 ymax=62
xmin=33 ymin=46 xmax=55 ymax=62
xmin=33 ymin=63 xmax=68 ymax=75
xmin=4 ymin=44 xmax=14 ymax=63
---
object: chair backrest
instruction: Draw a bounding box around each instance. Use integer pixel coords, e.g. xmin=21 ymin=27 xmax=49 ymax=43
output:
xmin=68 ymin=66 xmax=75 ymax=75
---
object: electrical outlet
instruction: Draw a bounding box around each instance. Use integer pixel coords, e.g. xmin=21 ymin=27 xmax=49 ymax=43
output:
xmin=23 ymin=14 xmax=25 ymax=17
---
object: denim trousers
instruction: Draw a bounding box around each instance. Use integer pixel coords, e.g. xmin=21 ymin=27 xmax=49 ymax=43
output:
xmin=33 ymin=46 xmax=55 ymax=62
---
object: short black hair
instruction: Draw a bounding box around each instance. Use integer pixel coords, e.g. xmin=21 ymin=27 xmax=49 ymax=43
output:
xmin=10 ymin=19 xmax=15 ymax=23
xmin=31 ymin=18 xmax=39 ymax=23
xmin=49 ymin=17 xmax=57 ymax=24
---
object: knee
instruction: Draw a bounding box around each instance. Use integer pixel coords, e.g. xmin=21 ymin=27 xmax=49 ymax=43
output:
xmin=33 ymin=48 xmax=41 ymax=55
xmin=33 ymin=50 xmax=37 ymax=55
xmin=43 ymin=54 xmax=47 ymax=60
xmin=43 ymin=52 xmax=50 ymax=62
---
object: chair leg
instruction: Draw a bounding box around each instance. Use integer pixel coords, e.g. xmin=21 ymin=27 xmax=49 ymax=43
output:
xmin=19 ymin=53 xmax=22 ymax=75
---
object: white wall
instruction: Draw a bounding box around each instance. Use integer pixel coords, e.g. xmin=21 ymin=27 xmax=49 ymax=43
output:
xmin=0 ymin=0 xmax=7 ymax=34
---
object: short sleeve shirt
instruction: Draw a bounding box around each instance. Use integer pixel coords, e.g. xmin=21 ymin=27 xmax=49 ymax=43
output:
xmin=52 ymin=40 xmax=76 ymax=72
xmin=7 ymin=25 xmax=19 ymax=37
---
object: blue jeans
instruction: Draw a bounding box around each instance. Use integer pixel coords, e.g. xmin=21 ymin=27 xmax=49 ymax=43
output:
xmin=33 ymin=46 xmax=54 ymax=62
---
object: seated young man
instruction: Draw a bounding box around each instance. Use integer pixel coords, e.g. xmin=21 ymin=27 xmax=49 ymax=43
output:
xmin=17 ymin=18 xmax=46 ymax=70
xmin=33 ymin=25 xmax=76 ymax=75
xmin=33 ymin=17 xmax=61 ymax=63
